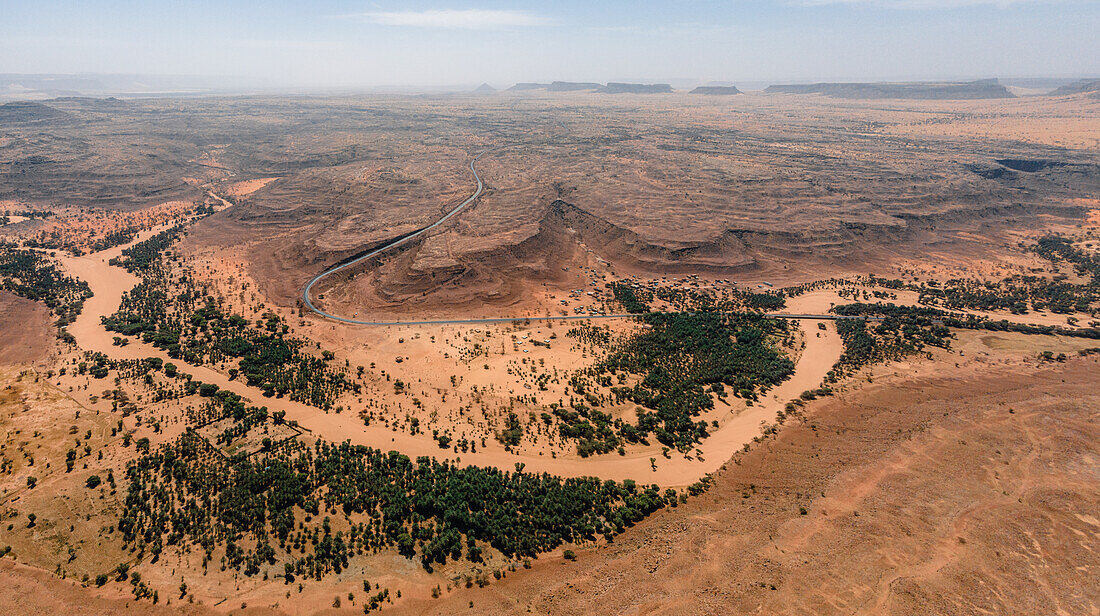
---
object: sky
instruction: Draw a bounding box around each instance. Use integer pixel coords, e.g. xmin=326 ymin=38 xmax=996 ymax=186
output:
xmin=2 ymin=0 xmax=1098 ymax=88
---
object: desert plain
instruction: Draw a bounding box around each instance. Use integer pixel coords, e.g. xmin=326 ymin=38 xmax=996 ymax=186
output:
xmin=0 ymin=84 xmax=1098 ymax=615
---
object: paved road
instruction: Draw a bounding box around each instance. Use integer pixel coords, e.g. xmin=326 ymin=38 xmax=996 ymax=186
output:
xmin=300 ymin=148 xmax=883 ymax=327
xmin=301 ymin=147 xmax=499 ymax=325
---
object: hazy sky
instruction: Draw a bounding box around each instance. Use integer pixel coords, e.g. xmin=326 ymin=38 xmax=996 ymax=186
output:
xmin=3 ymin=0 xmax=1098 ymax=87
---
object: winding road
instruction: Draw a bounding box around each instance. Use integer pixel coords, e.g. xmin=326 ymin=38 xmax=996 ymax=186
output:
xmin=300 ymin=146 xmax=880 ymax=327
xmin=301 ymin=147 xmax=503 ymax=326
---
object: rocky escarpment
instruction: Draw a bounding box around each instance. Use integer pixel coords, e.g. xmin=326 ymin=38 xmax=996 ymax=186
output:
xmin=598 ymin=83 xmax=673 ymax=94
xmin=507 ymin=82 xmax=602 ymax=92
xmin=316 ymin=187 xmax=1091 ymax=314
xmin=531 ymin=200 xmax=754 ymax=272
xmin=164 ymin=92 xmax=1098 ymax=317
xmin=507 ymin=82 xmax=673 ymax=94
xmin=1047 ymin=78 xmax=1100 ymax=96
xmin=764 ymin=79 xmax=1014 ymax=100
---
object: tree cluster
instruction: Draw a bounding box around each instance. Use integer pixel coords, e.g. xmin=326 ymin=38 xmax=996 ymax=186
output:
xmin=117 ymin=388 xmax=678 ymax=581
xmin=0 ymin=244 xmax=92 ymax=326
xmin=565 ymin=312 xmax=794 ymax=453
xmin=102 ymin=227 xmax=354 ymax=409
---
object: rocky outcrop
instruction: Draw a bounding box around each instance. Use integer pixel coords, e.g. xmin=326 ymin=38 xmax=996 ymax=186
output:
xmin=507 ymin=82 xmax=602 ymax=92
xmin=0 ymin=101 xmax=72 ymax=124
xmin=1048 ymin=79 xmax=1100 ymax=96
xmin=507 ymin=82 xmax=673 ymax=94
xmin=690 ymin=86 xmax=742 ymax=95
xmin=548 ymin=81 xmax=601 ymax=92
xmin=597 ymin=83 xmax=673 ymax=94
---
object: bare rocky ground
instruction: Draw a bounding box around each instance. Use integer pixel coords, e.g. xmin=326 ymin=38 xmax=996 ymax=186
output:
xmin=212 ymin=92 xmax=1100 ymax=316
xmin=4 ymin=92 xmax=1099 ymax=315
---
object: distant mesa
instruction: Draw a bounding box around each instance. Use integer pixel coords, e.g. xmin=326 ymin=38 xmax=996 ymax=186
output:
xmin=763 ymin=79 xmax=1014 ymax=100
xmin=50 ymin=95 xmax=127 ymax=104
xmin=0 ymin=101 xmax=72 ymax=123
xmin=507 ymin=81 xmax=673 ymax=94
xmin=597 ymin=82 xmax=673 ymax=94
xmin=472 ymin=82 xmax=496 ymax=94
xmin=548 ymin=81 xmax=601 ymax=92
xmin=690 ymin=85 xmax=742 ymax=95
xmin=1047 ymin=78 xmax=1100 ymax=96
xmin=508 ymin=82 xmax=549 ymax=91
xmin=506 ymin=81 xmax=601 ymax=92
xmin=0 ymin=75 xmax=106 ymax=98
xmin=49 ymin=96 xmax=130 ymax=110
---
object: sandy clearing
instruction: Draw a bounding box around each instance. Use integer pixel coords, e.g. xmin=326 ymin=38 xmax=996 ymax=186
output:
xmin=1087 ymin=208 xmax=1100 ymax=227
xmin=685 ymin=318 xmax=841 ymax=470
xmin=223 ymin=177 xmax=279 ymax=197
xmin=0 ymin=559 xmax=213 ymax=616
xmin=0 ymin=292 xmax=53 ymax=365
